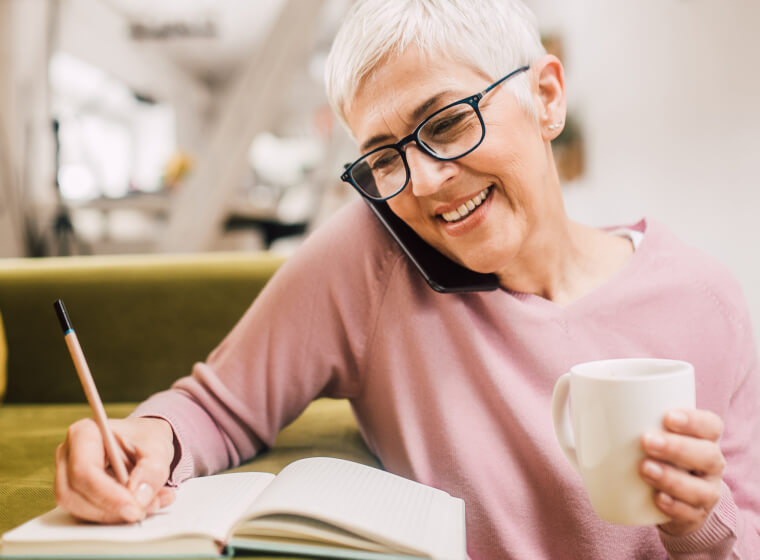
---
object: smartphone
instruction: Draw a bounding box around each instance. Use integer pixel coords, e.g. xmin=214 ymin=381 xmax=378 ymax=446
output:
xmin=363 ymin=198 xmax=500 ymax=293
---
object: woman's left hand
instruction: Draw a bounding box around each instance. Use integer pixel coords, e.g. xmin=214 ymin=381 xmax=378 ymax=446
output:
xmin=639 ymin=408 xmax=726 ymax=536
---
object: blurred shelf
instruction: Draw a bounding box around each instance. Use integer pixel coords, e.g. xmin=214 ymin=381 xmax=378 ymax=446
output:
xmin=66 ymin=192 xmax=171 ymax=216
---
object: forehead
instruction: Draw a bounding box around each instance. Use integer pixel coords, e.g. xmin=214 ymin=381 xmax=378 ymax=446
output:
xmin=344 ymin=48 xmax=490 ymax=147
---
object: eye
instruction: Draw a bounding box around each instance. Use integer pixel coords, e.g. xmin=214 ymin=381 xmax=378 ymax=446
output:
xmin=428 ymin=112 xmax=467 ymax=136
xmin=422 ymin=105 xmax=477 ymax=143
xmin=369 ymin=150 xmax=400 ymax=171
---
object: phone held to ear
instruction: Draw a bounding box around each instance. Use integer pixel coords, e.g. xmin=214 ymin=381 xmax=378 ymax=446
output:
xmin=363 ymin=198 xmax=500 ymax=293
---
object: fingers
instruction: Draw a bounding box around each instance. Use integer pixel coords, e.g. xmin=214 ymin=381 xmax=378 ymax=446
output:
xmin=662 ymin=409 xmax=723 ymax=442
xmin=638 ymin=408 xmax=726 ymax=536
xmin=140 ymin=487 xmax=177 ymax=517
xmin=55 ymin=433 xmax=142 ymax=524
xmin=654 ymin=491 xmax=712 ymax=529
xmin=641 ymin=431 xmax=725 ymax=475
xmin=127 ymin=462 xmax=169 ymax=511
xmin=640 ymin=459 xmax=721 ymax=511
xmin=157 ymin=487 xmax=177 ymax=508
xmin=124 ymin=418 xmax=176 ymax=511
xmin=640 ymin=460 xmax=722 ymax=534
xmin=54 ymin=417 xmax=177 ymax=524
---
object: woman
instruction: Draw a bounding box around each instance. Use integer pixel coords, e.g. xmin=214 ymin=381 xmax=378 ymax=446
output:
xmin=55 ymin=1 xmax=759 ymax=558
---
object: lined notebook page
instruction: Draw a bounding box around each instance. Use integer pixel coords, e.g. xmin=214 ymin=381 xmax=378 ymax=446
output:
xmin=246 ymin=458 xmax=465 ymax=559
xmin=2 ymin=472 xmax=274 ymax=545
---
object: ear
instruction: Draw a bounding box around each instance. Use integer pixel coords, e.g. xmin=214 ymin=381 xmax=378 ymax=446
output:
xmin=532 ymin=55 xmax=567 ymax=141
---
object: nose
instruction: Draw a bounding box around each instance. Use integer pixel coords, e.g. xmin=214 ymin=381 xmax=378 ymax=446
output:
xmin=405 ymin=145 xmax=457 ymax=198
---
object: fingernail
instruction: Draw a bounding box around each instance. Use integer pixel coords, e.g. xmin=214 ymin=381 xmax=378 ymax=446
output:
xmin=643 ymin=461 xmax=663 ymax=479
xmin=645 ymin=432 xmax=666 ymax=449
xmin=658 ymin=492 xmax=674 ymax=506
xmin=668 ymin=411 xmax=687 ymax=427
xmin=135 ymin=482 xmax=154 ymax=508
xmin=119 ymin=504 xmax=142 ymax=523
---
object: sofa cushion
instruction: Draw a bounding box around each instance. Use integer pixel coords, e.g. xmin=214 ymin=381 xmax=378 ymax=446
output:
xmin=0 ymin=309 xmax=6 ymax=403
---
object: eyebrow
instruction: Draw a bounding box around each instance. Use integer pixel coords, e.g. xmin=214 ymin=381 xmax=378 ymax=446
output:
xmin=359 ymin=90 xmax=454 ymax=153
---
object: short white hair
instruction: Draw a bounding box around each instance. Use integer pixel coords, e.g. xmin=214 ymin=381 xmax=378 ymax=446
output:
xmin=325 ymin=0 xmax=547 ymax=128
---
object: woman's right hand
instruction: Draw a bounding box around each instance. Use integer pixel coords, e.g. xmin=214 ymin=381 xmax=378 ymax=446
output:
xmin=54 ymin=417 xmax=177 ymax=524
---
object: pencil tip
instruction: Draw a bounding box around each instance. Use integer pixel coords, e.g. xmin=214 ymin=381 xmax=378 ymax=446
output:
xmin=53 ymin=300 xmax=72 ymax=333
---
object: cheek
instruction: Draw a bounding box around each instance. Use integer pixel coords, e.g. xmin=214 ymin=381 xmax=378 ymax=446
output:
xmin=386 ymin=194 xmax=454 ymax=254
xmin=474 ymin=133 xmax=546 ymax=215
xmin=480 ymin=111 xmax=545 ymax=171
xmin=386 ymin=192 xmax=425 ymax=227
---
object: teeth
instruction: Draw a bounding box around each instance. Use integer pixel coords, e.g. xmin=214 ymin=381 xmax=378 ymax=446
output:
xmin=441 ymin=187 xmax=491 ymax=223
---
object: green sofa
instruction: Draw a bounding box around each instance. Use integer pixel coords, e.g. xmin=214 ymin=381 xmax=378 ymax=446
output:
xmin=0 ymin=252 xmax=379 ymax=556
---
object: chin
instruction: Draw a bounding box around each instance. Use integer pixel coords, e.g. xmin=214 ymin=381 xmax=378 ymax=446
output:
xmin=445 ymin=248 xmax=507 ymax=275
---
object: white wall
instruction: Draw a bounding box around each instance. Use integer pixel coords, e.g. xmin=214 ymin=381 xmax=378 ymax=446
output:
xmin=528 ymin=0 xmax=760 ymax=342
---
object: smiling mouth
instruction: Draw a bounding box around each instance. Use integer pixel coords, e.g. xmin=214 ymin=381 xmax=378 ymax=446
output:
xmin=439 ymin=186 xmax=492 ymax=223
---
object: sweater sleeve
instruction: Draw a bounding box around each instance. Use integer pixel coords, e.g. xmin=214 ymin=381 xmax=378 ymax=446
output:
xmin=659 ymin=285 xmax=760 ymax=559
xmin=131 ymin=201 xmax=400 ymax=482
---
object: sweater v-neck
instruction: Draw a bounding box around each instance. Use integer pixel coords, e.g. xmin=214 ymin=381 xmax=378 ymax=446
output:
xmin=495 ymin=218 xmax=651 ymax=315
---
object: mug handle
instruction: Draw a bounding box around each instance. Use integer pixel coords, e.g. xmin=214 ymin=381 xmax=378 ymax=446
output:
xmin=551 ymin=373 xmax=579 ymax=471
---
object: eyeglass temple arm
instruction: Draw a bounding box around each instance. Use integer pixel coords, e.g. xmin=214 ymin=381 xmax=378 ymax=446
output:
xmin=482 ymin=65 xmax=531 ymax=95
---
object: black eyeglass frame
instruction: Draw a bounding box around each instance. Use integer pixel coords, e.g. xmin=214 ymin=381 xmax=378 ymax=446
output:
xmin=340 ymin=65 xmax=531 ymax=201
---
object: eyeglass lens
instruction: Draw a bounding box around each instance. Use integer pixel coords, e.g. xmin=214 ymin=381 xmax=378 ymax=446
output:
xmin=350 ymin=101 xmax=484 ymax=199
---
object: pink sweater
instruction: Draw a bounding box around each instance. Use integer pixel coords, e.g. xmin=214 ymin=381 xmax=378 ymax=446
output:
xmin=135 ymin=201 xmax=760 ymax=559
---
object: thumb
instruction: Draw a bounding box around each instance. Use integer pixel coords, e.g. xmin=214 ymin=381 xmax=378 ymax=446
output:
xmin=115 ymin=417 xmax=176 ymax=510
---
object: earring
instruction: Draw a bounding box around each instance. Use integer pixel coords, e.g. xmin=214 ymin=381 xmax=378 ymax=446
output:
xmin=547 ymin=120 xmax=564 ymax=131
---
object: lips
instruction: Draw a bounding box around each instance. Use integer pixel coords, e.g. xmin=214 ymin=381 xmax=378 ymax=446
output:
xmin=434 ymin=185 xmax=495 ymax=238
xmin=439 ymin=186 xmax=492 ymax=223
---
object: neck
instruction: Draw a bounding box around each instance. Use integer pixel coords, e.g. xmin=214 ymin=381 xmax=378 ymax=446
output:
xmin=496 ymin=217 xmax=633 ymax=306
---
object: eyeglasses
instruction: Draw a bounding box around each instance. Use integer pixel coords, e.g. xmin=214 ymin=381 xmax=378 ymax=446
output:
xmin=340 ymin=65 xmax=530 ymax=201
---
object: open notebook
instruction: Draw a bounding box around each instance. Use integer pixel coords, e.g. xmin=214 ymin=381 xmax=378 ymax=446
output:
xmin=0 ymin=457 xmax=466 ymax=560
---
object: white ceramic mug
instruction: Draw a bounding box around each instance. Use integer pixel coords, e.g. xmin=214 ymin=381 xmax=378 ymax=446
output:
xmin=551 ymin=358 xmax=696 ymax=526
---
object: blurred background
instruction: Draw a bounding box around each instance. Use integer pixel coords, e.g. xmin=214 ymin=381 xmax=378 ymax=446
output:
xmin=0 ymin=0 xmax=758 ymax=333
